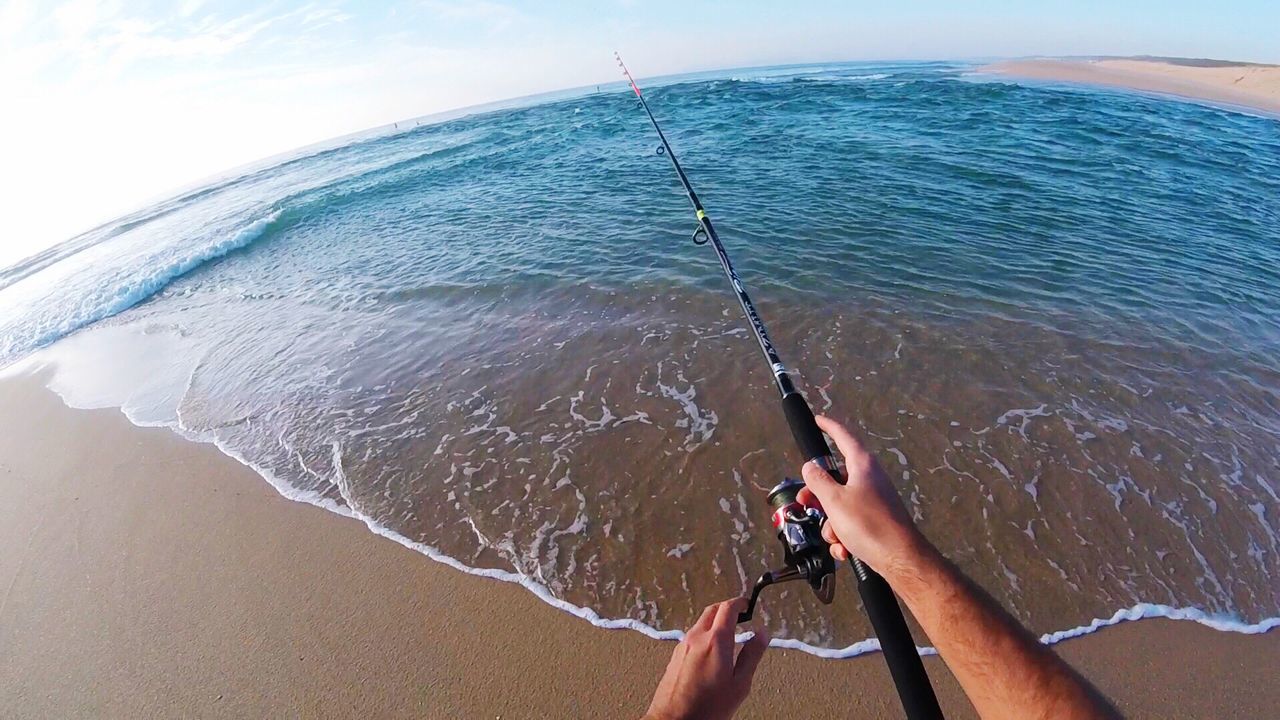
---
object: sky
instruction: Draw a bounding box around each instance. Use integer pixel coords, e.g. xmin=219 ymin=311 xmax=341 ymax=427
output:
xmin=2 ymin=0 xmax=1277 ymax=267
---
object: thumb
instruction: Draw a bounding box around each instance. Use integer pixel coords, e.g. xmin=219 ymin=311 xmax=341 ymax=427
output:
xmin=802 ymin=459 xmax=840 ymax=501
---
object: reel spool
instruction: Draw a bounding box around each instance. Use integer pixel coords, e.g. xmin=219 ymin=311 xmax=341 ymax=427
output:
xmin=738 ymin=477 xmax=837 ymax=623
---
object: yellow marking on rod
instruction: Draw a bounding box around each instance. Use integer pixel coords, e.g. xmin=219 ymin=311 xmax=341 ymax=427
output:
xmin=696 ymin=209 xmax=706 ymax=220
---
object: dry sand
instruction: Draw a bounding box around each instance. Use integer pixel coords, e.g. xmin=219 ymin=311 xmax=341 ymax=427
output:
xmin=1 ymin=371 xmax=1277 ymax=718
xmin=981 ymin=58 xmax=1280 ymax=115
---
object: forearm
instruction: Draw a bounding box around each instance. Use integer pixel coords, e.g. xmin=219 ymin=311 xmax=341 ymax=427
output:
xmin=884 ymin=533 xmax=1119 ymax=720
xmin=796 ymin=417 xmax=1118 ymax=718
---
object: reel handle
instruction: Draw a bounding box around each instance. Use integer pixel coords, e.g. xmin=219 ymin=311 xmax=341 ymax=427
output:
xmin=738 ymin=566 xmax=803 ymax=623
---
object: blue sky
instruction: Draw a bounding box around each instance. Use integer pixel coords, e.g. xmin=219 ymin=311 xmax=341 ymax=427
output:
xmin=2 ymin=0 xmax=1277 ymax=265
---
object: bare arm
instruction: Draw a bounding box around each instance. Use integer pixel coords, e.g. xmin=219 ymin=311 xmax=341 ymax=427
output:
xmin=801 ymin=415 xmax=1121 ymax=720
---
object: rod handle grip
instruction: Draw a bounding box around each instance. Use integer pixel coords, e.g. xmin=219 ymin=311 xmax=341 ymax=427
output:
xmin=853 ymin=559 xmax=945 ymax=720
xmin=782 ymin=390 xmax=944 ymax=717
xmin=781 ymin=391 xmax=834 ymax=469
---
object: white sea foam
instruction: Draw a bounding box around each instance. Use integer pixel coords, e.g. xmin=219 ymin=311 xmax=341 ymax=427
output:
xmin=26 ymin=359 xmax=1280 ymax=660
xmin=176 ymin=425 xmax=1280 ymax=657
xmin=1038 ymin=603 xmax=1280 ymax=642
xmin=0 ymin=211 xmax=281 ymax=363
xmin=728 ymin=71 xmax=890 ymax=85
xmin=666 ymin=543 xmax=695 ymax=559
xmin=199 ymin=452 xmax=1280 ymax=657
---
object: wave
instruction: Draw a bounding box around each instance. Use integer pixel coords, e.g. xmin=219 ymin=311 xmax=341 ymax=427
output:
xmin=725 ymin=72 xmax=868 ymax=85
xmin=1 ymin=167 xmax=281 ymax=291
xmin=1 ymin=126 xmax=494 ymax=369
xmin=49 ymin=366 xmax=1275 ymax=660
xmin=261 ymin=488 xmax=1280 ymax=658
xmin=160 ymin=413 xmax=1280 ymax=657
xmin=1 ymin=211 xmax=282 ymax=363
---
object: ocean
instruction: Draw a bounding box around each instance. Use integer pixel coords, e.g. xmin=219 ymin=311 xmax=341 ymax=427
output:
xmin=2 ymin=61 xmax=1278 ymax=655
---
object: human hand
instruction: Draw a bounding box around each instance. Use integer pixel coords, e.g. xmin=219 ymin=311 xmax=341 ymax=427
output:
xmin=799 ymin=415 xmax=928 ymax=580
xmin=643 ymin=598 xmax=770 ymax=720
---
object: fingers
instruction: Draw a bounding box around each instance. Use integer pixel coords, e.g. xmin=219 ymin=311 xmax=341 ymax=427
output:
xmin=690 ymin=602 xmax=718 ymax=635
xmin=830 ymin=542 xmax=850 ymax=562
xmin=814 ymin=414 xmax=869 ymax=460
xmin=802 ymin=459 xmax=840 ymax=499
xmin=796 ymin=486 xmax=822 ymax=508
xmin=711 ymin=598 xmax=747 ymax=637
xmin=733 ymin=626 xmax=770 ymax=688
xmin=821 ymin=519 xmax=839 ymax=545
xmin=819 ymin=521 xmax=851 ymax=562
xmin=707 ymin=598 xmax=747 ymax=665
xmin=687 ymin=599 xmax=743 ymax=660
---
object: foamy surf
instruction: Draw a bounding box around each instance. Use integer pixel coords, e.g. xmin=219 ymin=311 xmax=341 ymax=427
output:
xmin=178 ymin=441 xmax=1280 ymax=658
xmin=0 ymin=210 xmax=281 ymax=365
xmin=27 ymin=354 xmax=1279 ymax=660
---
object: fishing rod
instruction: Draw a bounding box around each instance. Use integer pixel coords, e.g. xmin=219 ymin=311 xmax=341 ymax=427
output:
xmin=615 ymin=53 xmax=944 ymax=720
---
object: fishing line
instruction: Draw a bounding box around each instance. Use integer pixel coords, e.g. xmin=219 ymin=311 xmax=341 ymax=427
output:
xmin=615 ymin=53 xmax=944 ymax=720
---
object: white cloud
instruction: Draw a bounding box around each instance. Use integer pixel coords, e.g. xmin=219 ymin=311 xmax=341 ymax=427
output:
xmin=52 ymin=0 xmax=116 ymax=44
xmin=102 ymin=15 xmax=273 ymax=64
xmin=419 ymin=0 xmax=523 ymax=33
xmin=0 ymin=0 xmax=37 ymax=39
xmin=177 ymin=0 xmax=205 ymax=18
xmin=0 ymin=2 xmax=370 ymax=265
xmin=301 ymin=6 xmax=351 ymax=27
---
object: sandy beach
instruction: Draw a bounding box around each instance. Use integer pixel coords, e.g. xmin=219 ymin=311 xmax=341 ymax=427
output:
xmin=1 ymin=371 xmax=1276 ymax=718
xmin=981 ymin=57 xmax=1280 ymax=115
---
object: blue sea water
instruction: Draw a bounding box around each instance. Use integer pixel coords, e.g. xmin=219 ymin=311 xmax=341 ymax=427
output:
xmin=2 ymin=61 xmax=1278 ymax=652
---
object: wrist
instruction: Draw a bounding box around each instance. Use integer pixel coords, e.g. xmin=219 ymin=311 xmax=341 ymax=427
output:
xmin=875 ymin=525 xmax=942 ymax=592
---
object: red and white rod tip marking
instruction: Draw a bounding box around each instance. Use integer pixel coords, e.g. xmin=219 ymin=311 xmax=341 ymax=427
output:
xmin=614 ymin=51 xmax=643 ymax=97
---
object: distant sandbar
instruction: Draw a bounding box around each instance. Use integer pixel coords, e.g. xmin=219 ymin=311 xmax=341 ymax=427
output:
xmin=980 ymin=57 xmax=1280 ymax=115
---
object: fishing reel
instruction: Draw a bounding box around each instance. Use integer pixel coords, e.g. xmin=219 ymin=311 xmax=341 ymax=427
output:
xmin=737 ymin=477 xmax=837 ymax=623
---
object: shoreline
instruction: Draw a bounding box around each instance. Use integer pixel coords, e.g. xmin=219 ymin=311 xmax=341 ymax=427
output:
xmin=33 ymin=351 xmax=1280 ymax=659
xmin=3 ymin=371 xmax=1278 ymax=717
xmin=980 ymin=57 xmax=1280 ymax=116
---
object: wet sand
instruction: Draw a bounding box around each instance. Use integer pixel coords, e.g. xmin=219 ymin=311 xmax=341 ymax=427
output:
xmin=981 ymin=58 xmax=1280 ymax=115
xmin=2 ymin=372 xmax=1277 ymax=718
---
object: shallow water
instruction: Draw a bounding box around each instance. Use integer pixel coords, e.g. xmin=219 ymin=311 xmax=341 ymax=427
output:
xmin=3 ymin=61 xmax=1279 ymax=652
